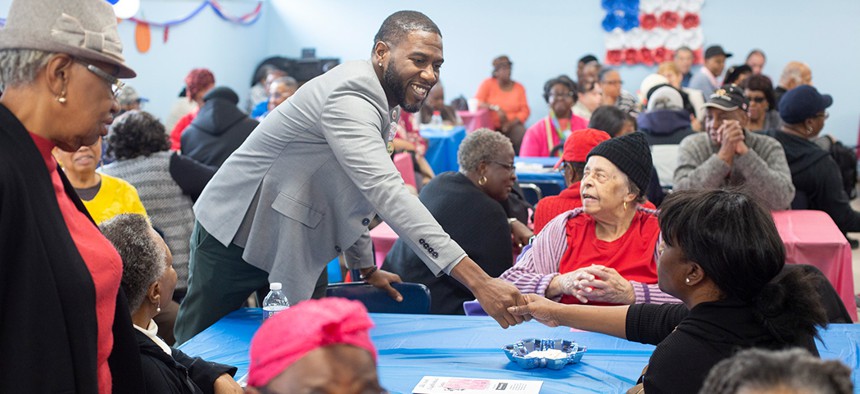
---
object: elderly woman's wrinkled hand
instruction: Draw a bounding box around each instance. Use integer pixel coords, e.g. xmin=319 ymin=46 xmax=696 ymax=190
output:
xmin=561 ymin=265 xmax=635 ymax=305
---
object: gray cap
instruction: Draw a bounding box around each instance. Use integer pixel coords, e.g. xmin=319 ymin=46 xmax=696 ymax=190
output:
xmin=0 ymin=0 xmax=136 ymax=78
xmin=647 ymin=85 xmax=684 ymax=111
xmin=117 ymin=85 xmax=148 ymax=106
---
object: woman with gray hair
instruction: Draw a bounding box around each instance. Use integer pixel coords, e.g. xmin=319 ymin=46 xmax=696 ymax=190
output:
xmin=101 ymin=214 xmax=242 ymax=394
xmin=382 ymin=129 xmax=526 ymax=314
xmin=0 ymin=0 xmax=143 ymax=391
xmin=700 ymin=348 xmax=853 ymax=394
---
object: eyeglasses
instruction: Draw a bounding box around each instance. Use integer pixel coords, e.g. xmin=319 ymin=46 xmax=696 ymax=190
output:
xmin=489 ymin=160 xmax=516 ymax=172
xmin=549 ymin=92 xmax=575 ymax=100
xmin=816 ymin=112 xmax=830 ymax=120
xmin=76 ymin=59 xmax=124 ymax=98
xmin=747 ymin=97 xmax=766 ymax=103
xmin=602 ymin=80 xmax=623 ymax=86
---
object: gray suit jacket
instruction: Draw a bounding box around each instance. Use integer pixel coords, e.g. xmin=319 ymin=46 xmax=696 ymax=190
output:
xmin=194 ymin=60 xmax=466 ymax=303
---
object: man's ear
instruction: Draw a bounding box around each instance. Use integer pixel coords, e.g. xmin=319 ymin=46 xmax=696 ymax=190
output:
xmin=372 ymin=41 xmax=389 ymax=66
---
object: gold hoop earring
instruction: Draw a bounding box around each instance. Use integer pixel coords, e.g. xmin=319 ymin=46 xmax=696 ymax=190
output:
xmin=478 ymin=176 xmax=487 ymax=185
xmin=623 ymin=201 xmax=628 ymax=211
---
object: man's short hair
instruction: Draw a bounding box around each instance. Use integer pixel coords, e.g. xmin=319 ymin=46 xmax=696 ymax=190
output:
xmin=373 ymin=10 xmax=441 ymax=47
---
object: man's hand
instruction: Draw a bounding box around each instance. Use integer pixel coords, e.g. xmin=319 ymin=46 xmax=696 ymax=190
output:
xmin=213 ymin=373 xmax=243 ymax=394
xmin=363 ymin=268 xmax=403 ymax=302
xmin=507 ymin=294 xmax=561 ymax=327
xmin=472 ymin=278 xmax=525 ymax=328
xmin=717 ymin=119 xmax=745 ymax=164
xmin=569 ymin=265 xmax=635 ymax=305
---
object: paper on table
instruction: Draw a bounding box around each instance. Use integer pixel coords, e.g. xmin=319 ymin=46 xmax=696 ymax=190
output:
xmin=412 ymin=376 xmax=542 ymax=394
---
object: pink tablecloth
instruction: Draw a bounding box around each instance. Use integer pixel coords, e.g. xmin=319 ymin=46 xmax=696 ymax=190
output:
xmin=772 ymin=210 xmax=857 ymax=321
xmin=393 ymin=152 xmax=416 ymax=188
xmin=457 ymin=109 xmax=493 ymax=132
xmin=370 ymin=222 xmax=398 ymax=267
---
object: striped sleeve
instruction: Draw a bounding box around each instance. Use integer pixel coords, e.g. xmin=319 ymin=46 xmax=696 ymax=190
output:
xmin=499 ymin=209 xmax=580 ymax=297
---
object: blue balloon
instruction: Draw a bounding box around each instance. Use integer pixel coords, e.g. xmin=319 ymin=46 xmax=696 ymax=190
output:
xmin=105 ymin=0 xmax=119 ymax=4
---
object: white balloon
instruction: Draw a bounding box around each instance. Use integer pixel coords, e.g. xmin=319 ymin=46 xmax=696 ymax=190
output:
xmin=113 ymin=0 xmax=140 ymax=19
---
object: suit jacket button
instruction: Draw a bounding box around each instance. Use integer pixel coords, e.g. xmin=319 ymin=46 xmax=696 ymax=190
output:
xmin=428 ymin=247 xmax=434 ymax=253
xmin=362 ymin=218 xmax=370 ymax=226
xmin=419 ymin=238 xmax=426 ymax=245
xmin=335 ymin=246 xmax=342 ymax=253
xmin=423 ymin=243 xmax=430 ymax=250
xmin=432 ymin=252 xmax=439 ymax=258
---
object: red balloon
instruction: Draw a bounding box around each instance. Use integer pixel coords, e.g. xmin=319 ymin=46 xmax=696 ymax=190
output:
xmin=682 ymin=13 xmax=700 ymax=29
xmin=624 ymin=48 xmax=639 ymax=65
xmin=639 ymin=48 xmax=654 ymax=66
xmin=606 ymin=50 xmax=623 ymax=66
xmin=659 ymin=11 xmax=680 ymax=29
xmin=640 ymin=13 xmax=657 ymax=30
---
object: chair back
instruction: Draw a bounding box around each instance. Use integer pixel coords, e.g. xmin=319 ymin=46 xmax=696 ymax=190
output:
xmin=519 ymin=182 xmax=543 ymax=206
xmin=326 ymin=282 xmax=431 ymax=314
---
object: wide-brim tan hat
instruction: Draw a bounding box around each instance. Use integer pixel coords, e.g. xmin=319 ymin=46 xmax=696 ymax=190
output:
xmin=0 ymin=0 xmax=136 ymax=78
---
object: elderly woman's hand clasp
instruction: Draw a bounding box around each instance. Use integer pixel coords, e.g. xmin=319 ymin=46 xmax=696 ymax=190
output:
xmin=560 ymin=265 xmax=635 ymax=305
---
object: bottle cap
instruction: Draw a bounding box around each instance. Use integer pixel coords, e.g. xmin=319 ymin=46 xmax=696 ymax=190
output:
xmin=269 ymin=282 xmax=282 ymax=291
xmin=433 ymin=110 xmax=441 ymax=115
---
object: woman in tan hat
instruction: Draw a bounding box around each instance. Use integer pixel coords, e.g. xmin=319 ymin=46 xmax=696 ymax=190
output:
xmin=0 ymin=0 xmax=144 ymax=392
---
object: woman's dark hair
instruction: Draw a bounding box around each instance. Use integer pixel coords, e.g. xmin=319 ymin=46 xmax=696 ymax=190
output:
xmin=588 ymin=106 xmax=627 ymax=137
xmin=742 ymin=74 xmax=776 ymax=109
xmin=659 ymin=189 xmax=826 ymax=343
xmin=700 ymin=348 xmax=852 ymax=394
xmin=106 ymin=110 xmax=170 ymax=161
xmin=723 ymin=64 xmax=752 ymax=86
xmin=542 ymin=75 xmax=577 ymax=103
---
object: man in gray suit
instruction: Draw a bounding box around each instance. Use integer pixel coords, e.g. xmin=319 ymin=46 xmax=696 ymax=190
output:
xmin=174 ymin=11 xmax=525 ymax=344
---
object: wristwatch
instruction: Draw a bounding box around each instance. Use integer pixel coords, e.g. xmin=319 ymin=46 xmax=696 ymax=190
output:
xmin=508 ymin=218 xmax=518 ymax=225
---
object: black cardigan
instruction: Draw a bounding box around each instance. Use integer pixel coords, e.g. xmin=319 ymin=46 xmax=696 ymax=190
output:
xmin=136 ymin=329 xmax=236 ymax=394
xmin=625 ymin=299 xmax=818 ymax=394
xmin=382 ymin=172 xmax=513 ymax=314
xmin=0 ymin=104 xmax=144 ymax=393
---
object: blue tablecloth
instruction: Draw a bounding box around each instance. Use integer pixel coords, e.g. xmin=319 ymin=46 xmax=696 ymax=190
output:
xmin=515 ymin=156 xmax=567 ymax=198
xmin=178 ymin=308 xmax=860 ymax=393
xmin=420 ymin=126 xmax=466 ymax=174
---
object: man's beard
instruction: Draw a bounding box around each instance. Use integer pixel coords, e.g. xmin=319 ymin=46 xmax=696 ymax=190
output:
xmin=383 ymin=60 xmax=423 ymax=113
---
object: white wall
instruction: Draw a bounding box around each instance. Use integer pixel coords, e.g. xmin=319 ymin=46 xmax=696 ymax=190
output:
xmin=1 ymin=0 xmax=858 ymax=142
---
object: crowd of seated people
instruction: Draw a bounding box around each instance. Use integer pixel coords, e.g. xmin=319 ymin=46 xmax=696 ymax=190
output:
xmin=3 ymin=1 xmax=856 ymax=392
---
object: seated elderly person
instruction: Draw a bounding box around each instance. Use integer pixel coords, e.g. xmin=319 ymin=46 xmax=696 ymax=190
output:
xmin=638 ymin=85 xmax=696 ymax=188
xmin=674 ymin=85 xmax=795 ymax=210
xmin=509 ymin=189 xmax=827 ymax=393
xmin=700 ymin=348 xmax=853 ymax=394
xmin=53 ymin=136 xmax=148 ymax=224
xmin=520 ymin=75 xmax=589 ymax=157
xmin=383 ymin=129 xmax=530 ymax=314
xmin=246 ymin=298 xmax=383 ymax=394
xmin=588 ymin=105 xmax=636 ymax=137
xmin=257 ymin=76 xmax=298 ymax=120
xmin=418 ymin=82 xmax=461 ymax=125
xmin=103 ymin=110 xmax=216 ymax=344
xmin=501 ymin=133 xmax=676 ymax=305
xmin=532 ymin=128 xmax=610 ymax=233
xmin=100 ymin=214 xmax=241 ymax=393
xmin=743 ymin=74 xmax=782 ymax=133
xmin=773 ymin=86 xmax=860 ymax=234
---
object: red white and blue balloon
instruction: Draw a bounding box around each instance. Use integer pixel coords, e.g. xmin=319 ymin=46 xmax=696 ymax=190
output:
xmin=603 ymin=0 xmax=705 ymax=66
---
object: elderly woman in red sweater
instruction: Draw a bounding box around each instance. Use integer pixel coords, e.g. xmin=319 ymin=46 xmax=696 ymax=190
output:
xmin=501 ymin=133 xmax=676 ymax=305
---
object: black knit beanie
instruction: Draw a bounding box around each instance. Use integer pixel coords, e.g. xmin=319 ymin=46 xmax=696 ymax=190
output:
xmin=586 ymin=132 xmax=652 ymax=196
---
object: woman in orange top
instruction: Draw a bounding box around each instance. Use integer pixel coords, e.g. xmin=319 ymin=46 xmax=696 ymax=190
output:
xmin=475 ymin=55 xmax=530 ymax=154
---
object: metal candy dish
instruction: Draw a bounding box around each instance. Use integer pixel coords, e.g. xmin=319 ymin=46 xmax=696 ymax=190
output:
xmin=503 ymin=338 xmax=586 ymax=370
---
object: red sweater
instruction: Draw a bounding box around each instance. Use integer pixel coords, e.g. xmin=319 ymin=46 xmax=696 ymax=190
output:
xmin=533 ymin=181 xmax=657 ymax=234
xmin=558 ymin=210 xmax=660 ymax=305
xmin=31 ymin=133 xmax=122 ymax=394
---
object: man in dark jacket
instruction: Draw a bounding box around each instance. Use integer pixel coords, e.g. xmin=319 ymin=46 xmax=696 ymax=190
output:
xmin=638 ymin=85 xmax=694 ymax=189
xmin=180 ymin=86 xmax=259 ymax=167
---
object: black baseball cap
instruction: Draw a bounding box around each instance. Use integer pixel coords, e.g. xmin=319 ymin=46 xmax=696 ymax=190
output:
xmin=704 ymin=84 xmax=748 ymax=112
xmin=704 ymin=45 xmax=733 ymax=59
xmin=779 ymin=85 xmax=833 ymax=124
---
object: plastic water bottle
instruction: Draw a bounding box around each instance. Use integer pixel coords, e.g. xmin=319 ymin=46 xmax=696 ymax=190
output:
xmin=262 ymin=282 xmax=290 ymax=320
xmin=430 ymin=110 xmax=443 ymax=128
